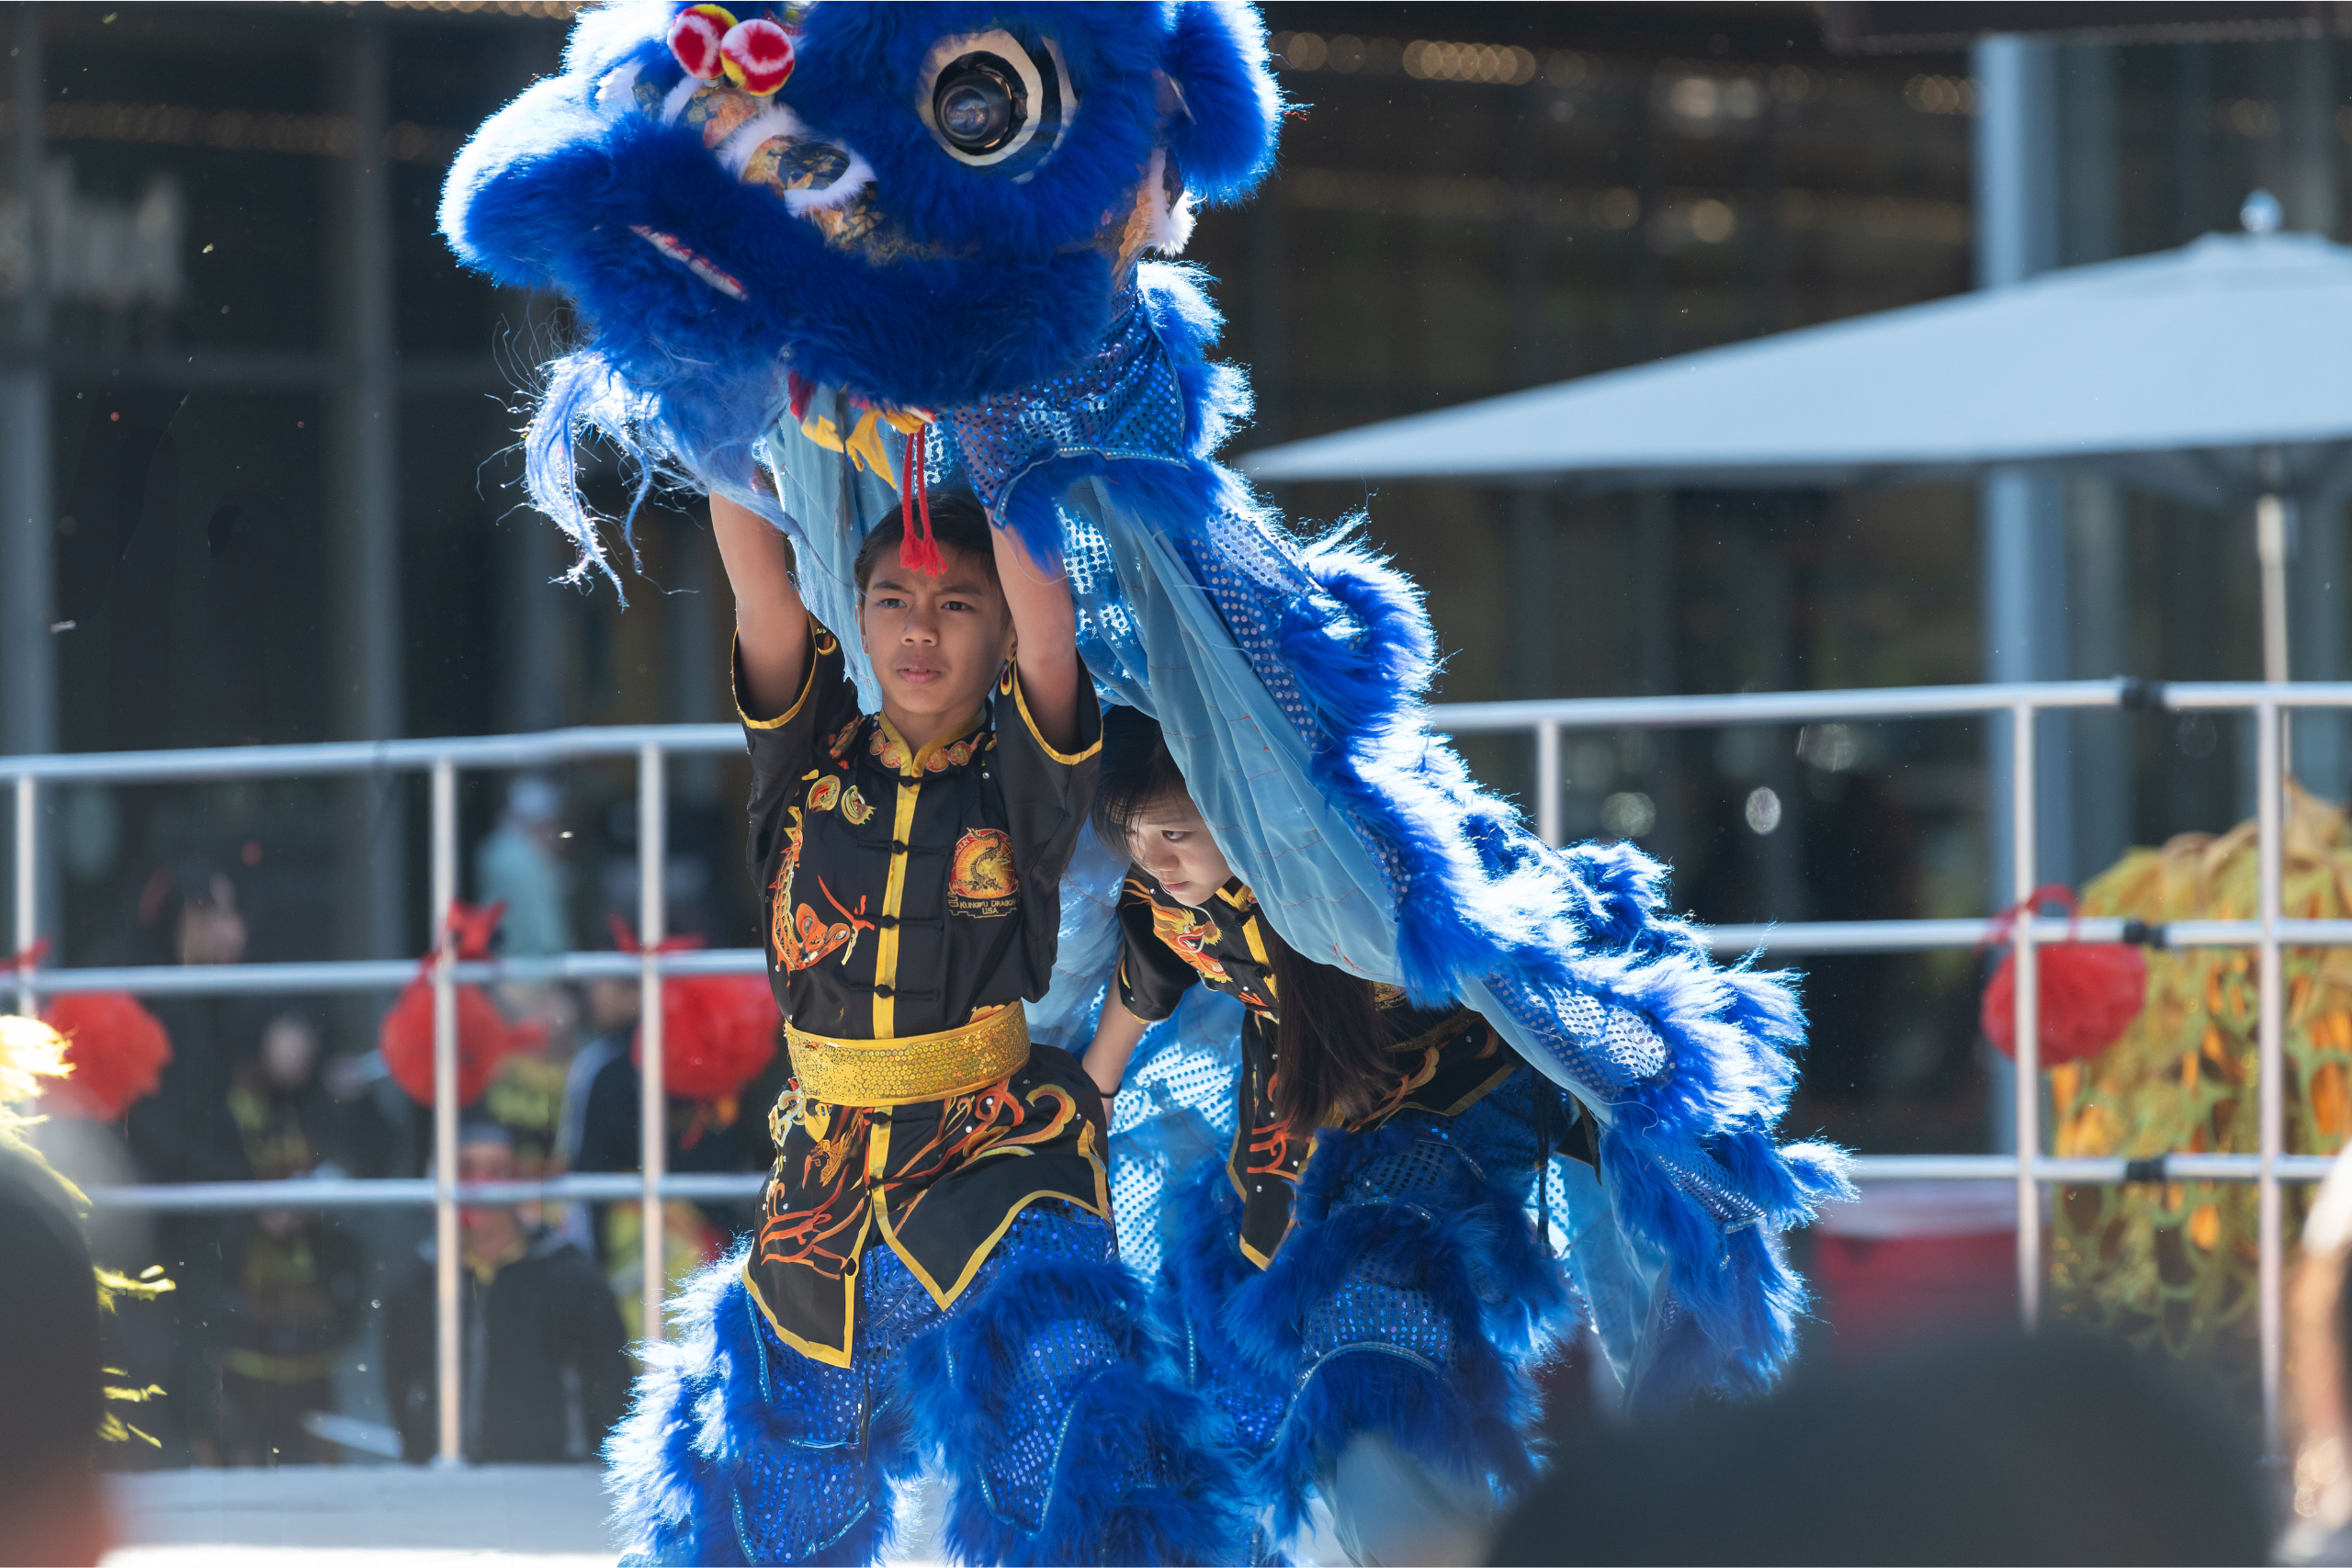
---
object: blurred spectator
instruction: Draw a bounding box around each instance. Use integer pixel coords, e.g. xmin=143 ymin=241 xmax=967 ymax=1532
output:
xmin=1489 ymin=1333 xmax=2266 ymax=1566
xmin=218 ymin=1012 xmax=362 ymax=1466
xmin=483 ymin=984 xmax=582 ymax=1185
xmin=382 ymin=1121 xmax=628 ymax=1463
xmin=2286 ymin=1148 xmax=2352 ymax=1562
xmin=474 ymin=775 xmax=572 ymax=958
xmin=125 ymin=864 xmax=254 ymax=1184
xmin=558 ymin=977 xmax=640 ymax=1172
xmin=121 ymin=863 xmax=257 ymax=1466
xmin=557 ymin=976 xmax=638 ymax=1258
xmin=561 ymin=973 xmax=784 ymax=1338
xmin=0 ymin=1146 xmax=111 ymax=1566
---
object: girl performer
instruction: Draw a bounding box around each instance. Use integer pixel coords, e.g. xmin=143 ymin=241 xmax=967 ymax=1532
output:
xmin=608 ymin=494 xmax=1243 ymax=1566
xmin=1084 ymin=709 xmax=1579 ymax=1562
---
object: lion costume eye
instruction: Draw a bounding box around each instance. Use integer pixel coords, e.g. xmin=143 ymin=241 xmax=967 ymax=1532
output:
xmin=919 ymin=29 xmax=1075 ymax=175
xmin=934 ymin=57 xmax=1020 ymax=152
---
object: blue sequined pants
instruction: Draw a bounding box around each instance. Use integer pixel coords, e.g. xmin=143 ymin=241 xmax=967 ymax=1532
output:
xmin=610 ymin=1201 xmax=1246 ymax=1566
xmin=1162 ymin=1077 xmax=1574 ymax=1540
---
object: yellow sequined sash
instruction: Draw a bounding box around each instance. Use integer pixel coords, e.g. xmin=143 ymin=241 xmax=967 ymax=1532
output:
xmin=786 ymin=1004 xmax=1031 ymax=1108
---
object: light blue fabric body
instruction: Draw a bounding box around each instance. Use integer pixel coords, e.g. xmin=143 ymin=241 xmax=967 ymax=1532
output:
xmin=737 ymin=268 xmax=1849 ymax=1402
xmin=747 ymin=321 xmax=1662 ymax=1380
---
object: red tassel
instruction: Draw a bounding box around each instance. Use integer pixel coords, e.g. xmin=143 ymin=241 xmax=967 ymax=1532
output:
xmin=899 ymin=425 xmax=944 ymax=577
xmin=1979 ymin=884 xmax=2148 ymax=1066
xmin=786 ymin=369 xmax=813 ymax=424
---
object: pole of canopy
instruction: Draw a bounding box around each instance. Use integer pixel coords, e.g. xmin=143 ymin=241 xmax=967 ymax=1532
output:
xmin=2256 ymin=437 xmax=2291 ymax=777
xmin=2258 ymin=490 xmax=2290 ymax=689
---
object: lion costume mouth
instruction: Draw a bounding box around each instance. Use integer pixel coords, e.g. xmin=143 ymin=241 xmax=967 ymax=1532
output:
xmin=595 ymin=63 xmax=938 ymax=274
xmin=596 ymin=42 xmax=1183 ymax=295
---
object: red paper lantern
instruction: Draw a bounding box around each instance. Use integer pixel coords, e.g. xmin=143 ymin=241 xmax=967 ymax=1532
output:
xmin=610 ymin=918 xmax=779 ymax=1104
xmin=1980 ymin=885 xmax=2149 ymax=1066
xmin=379 ymin=902 xmax=543 ymax=1107
xmin=636 ymin=973 xmax=780 ymax=1103
xmin=41 ymin=991 xmax=173 ymax=1120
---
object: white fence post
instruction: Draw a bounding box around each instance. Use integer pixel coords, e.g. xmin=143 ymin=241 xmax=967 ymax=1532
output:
xmin=429 ymin=758 xmax=461 ymax=1465
xmin=1534 ymin=717 xmax=1562 ymax=848
xmin=2257 ymin=697 xmax=2285 ymax=1458
xmin=12 ymin=774 xmax=32 ymax=1017
xmin=639 ymin=744 xmax=668 ymax=1345
xmin=2009 ymin=704 xmax=2040 ymax=1332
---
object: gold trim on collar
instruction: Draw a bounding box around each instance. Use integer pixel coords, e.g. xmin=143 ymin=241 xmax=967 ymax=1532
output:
xmin=873 ymin=710 xmax=987 ymax=777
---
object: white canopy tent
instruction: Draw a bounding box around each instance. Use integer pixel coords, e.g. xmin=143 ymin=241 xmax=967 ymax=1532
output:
xmin=1243 ymin=231 xmax=2352 ymax=682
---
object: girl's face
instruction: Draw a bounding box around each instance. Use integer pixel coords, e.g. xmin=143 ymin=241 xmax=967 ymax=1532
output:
xmin=858 ymin=545 xmax=1013 ymax=740
xmin=1127 ymin=793 xmax=1235 ymax=908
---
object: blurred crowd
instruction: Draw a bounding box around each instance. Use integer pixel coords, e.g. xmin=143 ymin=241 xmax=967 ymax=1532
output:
xmin=17 ymin=774 xmax=786 ymax=1473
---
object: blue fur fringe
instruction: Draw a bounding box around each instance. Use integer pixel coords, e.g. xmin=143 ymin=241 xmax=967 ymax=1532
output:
xmin=900 ymin=1252 xmax=1250 ymax=1567
xmin=1203 ymin=1124 xmax=1572 ymax=1538
xmin=605 ymin=1249 xmax=910 ymax=1567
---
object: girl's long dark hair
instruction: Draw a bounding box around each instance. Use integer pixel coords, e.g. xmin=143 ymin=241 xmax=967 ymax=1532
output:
xmin=1264 ymin=923 xmax=1388 ymax=1130
xmin=1096 ymin=706 xmax=1391 ymax=1129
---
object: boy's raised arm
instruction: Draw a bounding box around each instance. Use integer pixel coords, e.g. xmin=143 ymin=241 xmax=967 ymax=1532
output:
xmin=711 ymin=494 xmax=809 ymax=719
xmin=991 ymin=525 xmax=1082 ymax=754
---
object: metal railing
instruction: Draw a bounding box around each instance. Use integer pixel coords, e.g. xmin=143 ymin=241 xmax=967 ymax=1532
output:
xmin=7 ymin=679 xmax=2346 ymax=1456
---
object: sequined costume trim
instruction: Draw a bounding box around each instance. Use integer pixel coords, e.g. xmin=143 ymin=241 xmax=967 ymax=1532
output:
xmin=786 ymin=1004 xmax=1033 ymax=1108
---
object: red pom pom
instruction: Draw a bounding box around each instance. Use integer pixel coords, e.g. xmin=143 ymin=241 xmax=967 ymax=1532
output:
xmin=41 ymin=992 xmax=172 ymax=1120
xmin=380 ymin=982 xmax=537 ymax=1108
xmin=720 ymin=17 xmax=794 ymax=96
xmin=1982 ymin=930 xmax=2148 ymax=1067
xmin=632 ymin=974 xmax=779 ymax=1103
xmin=668 ymin=4 xmax=734 ymax=81
xmin=379 ymin=902 xmax=542 ymax=1106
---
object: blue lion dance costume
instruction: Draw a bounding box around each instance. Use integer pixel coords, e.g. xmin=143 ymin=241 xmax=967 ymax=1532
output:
xmin=442 ymin=5 xmax=1850 ymax=1562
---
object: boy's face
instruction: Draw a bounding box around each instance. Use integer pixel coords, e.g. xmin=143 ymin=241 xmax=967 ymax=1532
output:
xmin=859 ymin=545 xmax=1013 ymax=740
xmin=1127 ymin=794 xmax=1235 ymax=908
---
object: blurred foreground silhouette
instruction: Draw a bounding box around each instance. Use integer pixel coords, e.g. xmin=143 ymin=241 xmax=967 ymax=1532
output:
xmin=1492 ymin=1333 xmax=2267 ymax=1566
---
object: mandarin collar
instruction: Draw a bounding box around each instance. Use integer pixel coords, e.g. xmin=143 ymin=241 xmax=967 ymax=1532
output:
xmin=868 ymin=708 xmax=989 ymax=778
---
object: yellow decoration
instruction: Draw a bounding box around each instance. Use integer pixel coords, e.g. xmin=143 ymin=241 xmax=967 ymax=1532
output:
xmin=787 ymin=1004 xmax=1030 ymax=1108
xmin=842 ymin=409 xmax=897 ymax=483
xmin=2051 ymin=782 xmax=2352 ymax=1399
xmin=0 ymin=1014 xmax=81 ymax=1205
xmin=1 ymin=1015 xmax=175 ymax=1440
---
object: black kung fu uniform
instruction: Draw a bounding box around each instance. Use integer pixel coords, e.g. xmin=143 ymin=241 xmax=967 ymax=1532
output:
xmin=1115 ymin=871 xmax=1520 ymax=1267
xmin=739 ymin=617 xmax=1106 ymax=1366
